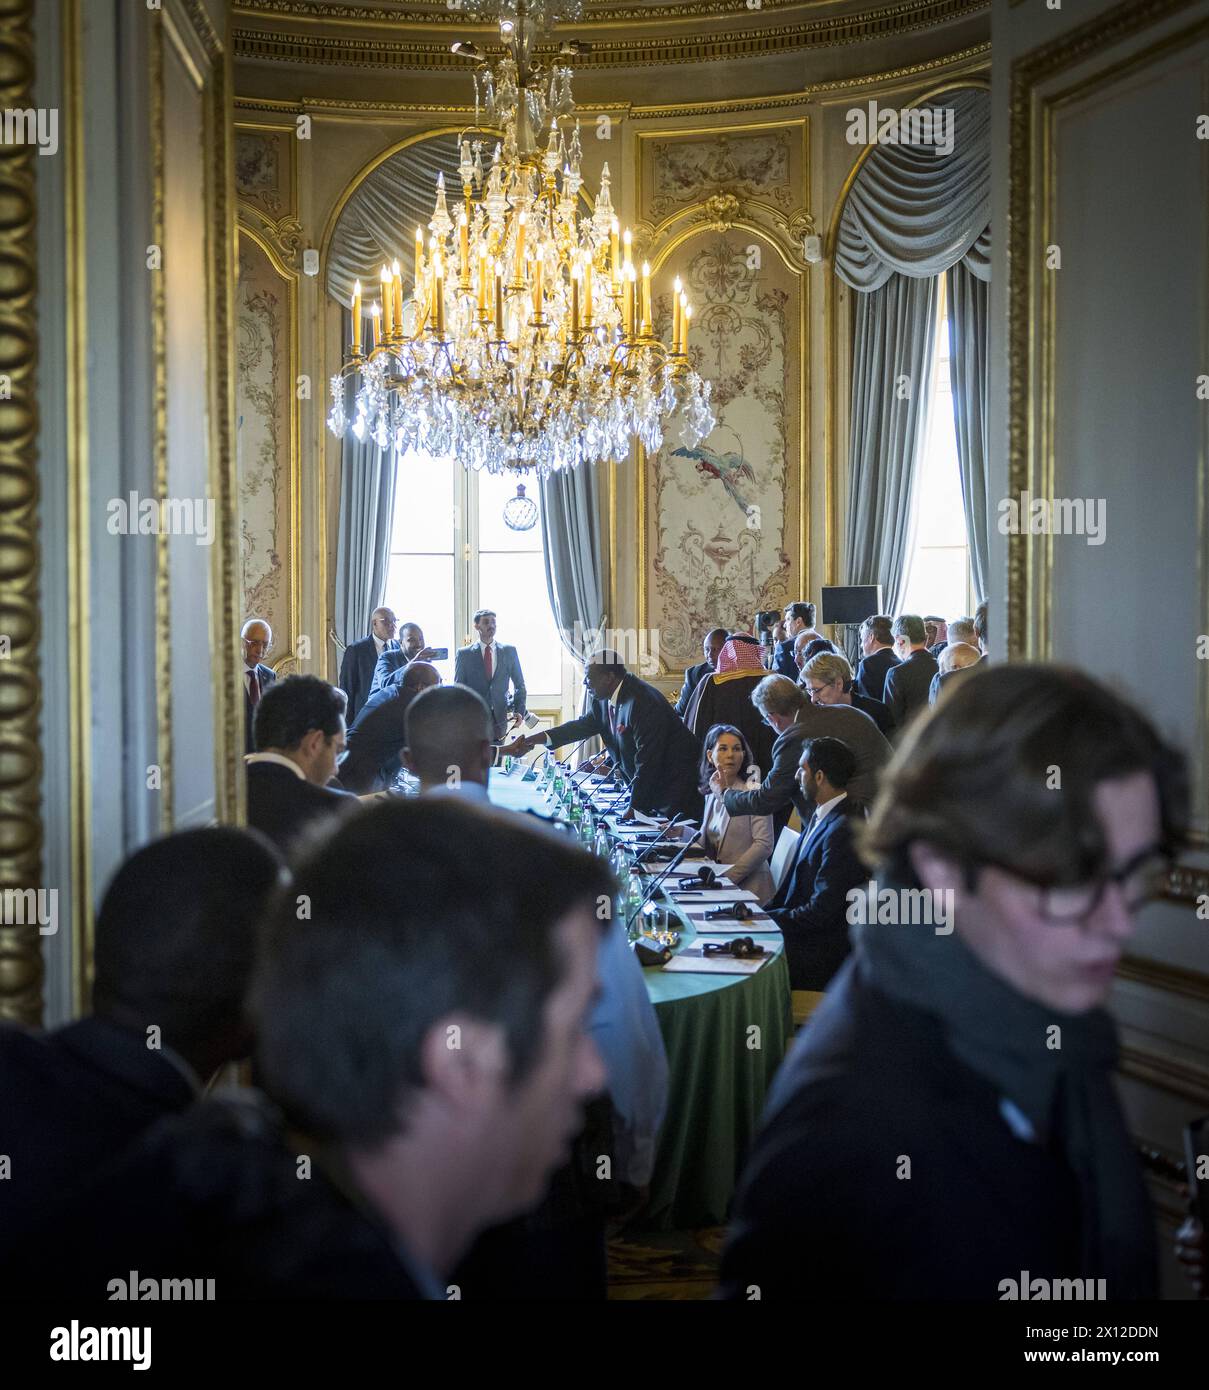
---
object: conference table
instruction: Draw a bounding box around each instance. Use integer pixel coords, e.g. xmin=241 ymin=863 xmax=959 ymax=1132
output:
xmin=489 ymin=761 xmax=794 ymax=1232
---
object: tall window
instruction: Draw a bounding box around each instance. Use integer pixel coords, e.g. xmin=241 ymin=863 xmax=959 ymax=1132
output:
xmin=900 ymin=277 xmax=974 ymax=621
xmin=384 ymin=451 xmax=564 ymax=705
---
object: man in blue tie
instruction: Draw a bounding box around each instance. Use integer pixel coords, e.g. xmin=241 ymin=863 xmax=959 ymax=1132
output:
xmin=764 ymin=736 xmax=868 ymax=990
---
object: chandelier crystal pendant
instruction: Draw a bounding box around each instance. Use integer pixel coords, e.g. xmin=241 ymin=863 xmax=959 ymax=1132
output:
xmin=326 ymin=2 xmax=714 ymax=478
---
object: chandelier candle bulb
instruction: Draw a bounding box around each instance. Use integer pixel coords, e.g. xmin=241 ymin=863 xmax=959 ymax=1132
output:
xmin=494 ymin=260 xmax=503 ymax=338
xmin=611 ymin=218 xmax=620 ymax=284
xmin=641 ymin=262 xmax=652 ymax=335
xmin=434 ymin=255 xmax=445 ymax=338
xmin=684 ymin=302 xmax=693 ymax=353
xmin=571 ymin=266 xmax=580 ymax=337
xmin=351 ymin=279 xmax=362 ymax=354
xmin=380 ymin=266 xmax=393 ymax=339
xmin=533 ymin=252 xmax=543 ymax=319
xmin=583 ymin=256 xmax=593 ymax=327
xmin=391 ymin=261 xmax=403 ymax=339
xmin=672 ymin=276 xmax=682 ymax=352
xmin=515 ymin=212 xmax=527 ymax=280
xmin=459 ymin=210 xmax=469 ymax=285
xmin=370 ymin=301 xmax=381 ymax=348
xmin=415 ymin=225 xmax=424 ymax=281
xmin=625 ymin=264 xmax=637 ymax=339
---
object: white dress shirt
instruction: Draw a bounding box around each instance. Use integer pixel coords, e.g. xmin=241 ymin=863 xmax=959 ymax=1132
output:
xmin=804 ymin=789 xmax=847 ymax=837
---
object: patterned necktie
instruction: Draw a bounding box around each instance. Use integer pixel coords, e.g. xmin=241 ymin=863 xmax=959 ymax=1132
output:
xmin=483 ymin=645 xmax=493 ymax=682
xmin=248 ymin=668 xmax=261 ymax=706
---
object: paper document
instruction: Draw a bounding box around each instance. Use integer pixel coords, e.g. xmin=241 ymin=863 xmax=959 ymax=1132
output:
xmin=662 ymin=947 xmax=768 ymax=975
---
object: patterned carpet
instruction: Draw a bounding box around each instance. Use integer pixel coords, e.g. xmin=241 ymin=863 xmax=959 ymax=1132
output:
xmin=606 ymin=1226 xmax=726 ymax=1300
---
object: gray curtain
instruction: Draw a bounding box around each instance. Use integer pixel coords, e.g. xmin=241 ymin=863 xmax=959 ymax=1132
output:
xmin=946 ymin=259 xmax=990 ymax=603
xmin=335 ymin=313 xmax=397 ymax=648
xmin=540 ymin=466 xmax=606 ymax=661
xmin=835 ymin=88 xmax=991 ymax=291
xmin=843 ymin=275 xmax=939 ymax=616
xmin=837 ymin=85 xmax=990 ymax=612
xmin=326 ymin=138 xmax=464 ymax=308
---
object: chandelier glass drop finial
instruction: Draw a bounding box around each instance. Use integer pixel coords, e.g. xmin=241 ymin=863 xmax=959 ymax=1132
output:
xmin=503 ymin=481 xmax=539 ymax=532
xmin=326 ymin=0 xmax=714 ymax=479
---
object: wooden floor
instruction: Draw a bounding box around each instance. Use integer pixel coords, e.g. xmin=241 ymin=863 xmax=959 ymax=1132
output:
xmin=606 ymin=1226 xmax=725 ymax=1301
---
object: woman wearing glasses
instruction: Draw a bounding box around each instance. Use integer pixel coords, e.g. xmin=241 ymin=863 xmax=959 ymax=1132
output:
xmin=721 ymin=662 xmax=1186 ymax=1301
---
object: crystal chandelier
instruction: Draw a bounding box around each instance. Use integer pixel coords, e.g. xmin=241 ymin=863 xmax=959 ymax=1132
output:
xmin=326 ymin=2 xmax=714 ymax=478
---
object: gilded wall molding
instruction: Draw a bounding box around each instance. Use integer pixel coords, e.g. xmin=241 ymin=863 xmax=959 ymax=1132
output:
xmin=243 ymin=205 xmax=305 ymax=269
xmin=233 ymin=1 xmax=987 ymax=70
xmin=0 ymin=0 xmax=44 ymax=1026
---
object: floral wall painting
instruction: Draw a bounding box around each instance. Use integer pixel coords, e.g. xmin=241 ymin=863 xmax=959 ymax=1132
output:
xmin=236 ymin=235 xmax=293 ymax=665
xmin=647 ymin=231 xmax=801 ymax=670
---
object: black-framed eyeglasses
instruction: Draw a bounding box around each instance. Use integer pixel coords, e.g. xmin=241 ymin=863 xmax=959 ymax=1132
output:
xmin=970 ymin=848 xmax=1173 ymax=923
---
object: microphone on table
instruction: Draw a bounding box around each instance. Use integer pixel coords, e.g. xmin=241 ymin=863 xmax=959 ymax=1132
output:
xmin=629 ymin=814 xmax=691 ymax=868
xmin=625 ymin=837 xmax=698 ymax=936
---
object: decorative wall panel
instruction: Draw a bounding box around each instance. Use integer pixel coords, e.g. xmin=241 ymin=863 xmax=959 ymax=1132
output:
xmin=646 ymin=231 xmax=800 ymax=667
xmin=236 ymin=232 xmax=296 ymax=666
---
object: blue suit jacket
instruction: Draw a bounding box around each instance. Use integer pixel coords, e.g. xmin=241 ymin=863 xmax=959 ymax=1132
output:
xmin=339 ymin=636 xmax=398 ymax=723
xmin=453 ymin=643 xmax=527 ymax=740
xmin=765 ymin=800 xmax=867 ymax=991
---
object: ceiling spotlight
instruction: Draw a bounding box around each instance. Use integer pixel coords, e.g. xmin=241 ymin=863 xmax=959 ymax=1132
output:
xmin=499 ymin=18 xmax=515 ymax=34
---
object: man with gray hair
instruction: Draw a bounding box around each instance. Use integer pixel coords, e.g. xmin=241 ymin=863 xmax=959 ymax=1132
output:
xmin=929 ymin=641 xmax=982 ymax=705
xmin=723 ymin=675 xmax=891 ymax=830
xmin=946 ymin=616 xmax=978 ymax=648
xmin=883 ymin=615 xmax=939 ymax=734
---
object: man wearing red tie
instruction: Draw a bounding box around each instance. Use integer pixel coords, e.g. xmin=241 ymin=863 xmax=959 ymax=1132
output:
xmin=452 ymin=609 xmax=527 ymax=744
xmin=241 ymin=617 xmax=277 ymax=754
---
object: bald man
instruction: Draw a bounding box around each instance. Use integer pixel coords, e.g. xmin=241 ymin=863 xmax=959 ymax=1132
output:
xmin=241 ymin=618 xmax=277 ymax=754
xmin=929 ymin=641 xmax=982 ymax=705
xmin=404 ymin=684 xmax=495 ymax=801
xmin=338 ymin=660 xmax=441 ymax=795
xmin=339 ymin=606 xmax=400 ymax=723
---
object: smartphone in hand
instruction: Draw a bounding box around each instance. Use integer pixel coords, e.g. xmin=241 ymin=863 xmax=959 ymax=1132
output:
xmin=429 ymin=647 xmax=449 ymax=661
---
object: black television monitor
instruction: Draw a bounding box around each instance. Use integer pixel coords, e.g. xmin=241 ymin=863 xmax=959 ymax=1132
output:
xmin=819 ymin=585 xmax=883 ymax=626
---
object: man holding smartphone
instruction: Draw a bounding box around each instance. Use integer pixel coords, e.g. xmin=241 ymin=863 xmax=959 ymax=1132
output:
xmin=369 ymin=621 xmax=442 ymax=696
xmin=453 ymin=609 xmax=528 ymax=744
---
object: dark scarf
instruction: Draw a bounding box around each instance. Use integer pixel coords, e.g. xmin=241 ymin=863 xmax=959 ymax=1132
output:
xmin=856 ymin=886 xmax=1155 ymax=1298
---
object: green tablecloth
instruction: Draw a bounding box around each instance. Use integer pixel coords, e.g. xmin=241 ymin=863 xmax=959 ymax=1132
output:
xmin=642 ymin=908 xmax=792 ymax=1231
xmin=489 ymin=765 xmax=793 ymax=1231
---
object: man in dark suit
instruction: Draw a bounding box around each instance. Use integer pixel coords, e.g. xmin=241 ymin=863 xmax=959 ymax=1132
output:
xmin=246 ymin=674 xmax=356 ymax=854
xmin=453 ymin=609 xmax=528 ymax=743
xmin=723 ymin=676 xmax=891 ymax=832
xmin=854 ymin=614 xmax=900 ymax=703
xmin=928 ymin=640 xmax=982 ymax=705
xmin=764 ymin=737 xmax=867 ymax=990
xmin=370 ymin=621 xmax=441 ymax=697
xmin=0 ymin=827 xmax=284 ymax=1261
xmin=241 ymin=617 xmax=277 ymax=754
xmin=774 ymin=601 xmax=815 ymax=679
xmin=502 ymin=651 xmax=703 ymax=822
xmin=339 ymin=660 xmax=440 ymax=794
xmin=675 ymin=626 xmax=728 ymax=718
xmin=925 ymin=615 xmax=948 ymax=659
xmin=11 ymin=799 xmax=615 ymax=1300
xmin=339 ymin=606 xmax=399 ymax=723
xmin=884 ymin=614 xmax=940 ymax=734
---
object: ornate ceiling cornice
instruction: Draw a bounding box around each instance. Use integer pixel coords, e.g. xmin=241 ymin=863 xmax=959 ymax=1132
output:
xmin=233 ymin=0 xmax=984 ymax=29
xmin=232 ymin=38 xmax=988 ymax=114
xmin=234 ymin=0 xmax=989 ymax=69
